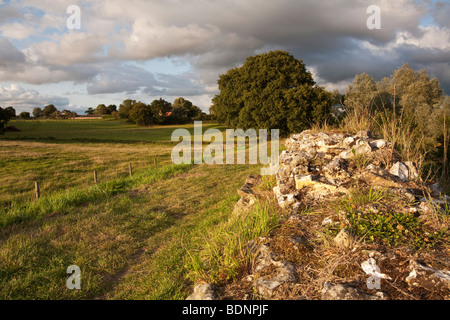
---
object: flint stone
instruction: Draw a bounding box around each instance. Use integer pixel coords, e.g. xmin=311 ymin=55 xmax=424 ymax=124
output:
xmin=186 ymin=284 xmax=216 ymax=300
xmin=321 ymin=282 xmax=386 ymax=300
xmin=333 ymin=229 xmax=354 ymax=249
xmin=343 ymin=136 xmax=355 ymax=147
xmin=355 ymin=130 xmax=371 ymax=139
xmin=389 ymin=162 xmax=409 ymax=181
xmin=370 ymin=139 xmax=387 ymax=149
xmin=276 ymin=193 xmax=297 ymax=209
xmin=324 ymin=158 xmax=343 ymax=173
xmin=405 ymin=260 xmax=450 ymax=291
xmin=339 ymin=141 xmax=372 ymax=159
xmin=255 ymin=279 xmax=282 ymax=298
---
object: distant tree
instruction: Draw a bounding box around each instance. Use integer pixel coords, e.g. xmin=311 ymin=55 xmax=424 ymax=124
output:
xmin=95 ymin=104 xmax=108 ymax=115
xmin=61 ymin=109 xmax=77 ymax=119
xmin=42 ymin=104 xmax=57 ymax=118
xmin=129 ymin=102 xmax=153 ymax=126
xmin=150 ymin=98 xmax=172 ymax=124
xmin=19 ymin=112 xmax=31 ymax=119
xmin=33 ymin=107 xmax=43 ymax=118
xmin=49 ymin=110 xmax=61 ymax=119
xmin=172 ymin=97 xmax=201 ymax=118
xmin=212 ymin=50 xmax=331 ymax=135
xmin=111 ymin=110 xmax=120 ymax=120
xmin=378 ymin=63 xmax=443 ymax=137
xmin=85 ymin=107 xmax=95 ymax=115
xmin=119 ymin=99 xmax=137 ymax=120
xmin=107 ymin=104 xmax=117 ymax=114
xmin=0 ymin=106 xmax=13 ymax=133
xmin=5 ymin=106 xmax=16 ymax=118
xmin=345 ymin=73 xmax=379 ymax=112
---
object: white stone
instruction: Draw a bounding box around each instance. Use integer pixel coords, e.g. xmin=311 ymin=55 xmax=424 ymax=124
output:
xmin=370 ymin=139 xmax=387 ymax=149
xmin=389 ymin=162 xmax=409 ymax=181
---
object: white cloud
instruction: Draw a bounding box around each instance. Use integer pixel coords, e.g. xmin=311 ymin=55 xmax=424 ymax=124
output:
xmin=0 ymin=84 xmax=69 ymax=112
xmin=0 ymin=22 xmax=37 ymax=40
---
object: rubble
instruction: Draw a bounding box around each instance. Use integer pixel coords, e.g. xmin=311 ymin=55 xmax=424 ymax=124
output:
xmin=274 ymin=130 xmax=423 ymax=210
xmin=194 ymin=129 xmax=449 ymax=301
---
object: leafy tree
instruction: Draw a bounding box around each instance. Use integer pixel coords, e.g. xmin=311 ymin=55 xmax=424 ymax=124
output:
xmin=150 ymin=98 xmax=172 ymax=124
xmin=107 ymin=104 xmax=117 ymax=114
xmin=129 ymin=102 xmax=153 ymax=126
xmin=111 ymin=110 xmax=120 ymax=120
xmin=95 ymin=104 xmax=108 ymax=115
xmin=61 ymin=110 xmax=77 ymax=119
xmin=172 ymin=97 xmax=201 ymax=118
xmin=85 ymin=107 xmax=95 ymax=115
xmin=5 ymin=106 xmax=16 ymax=118
xmin=33 ymin=107 xmax=43 ymax=118
xmin=345 ymin=73 xmax=379 ymax=111
xmin=0 ymin=106 xmax=13 ymax=133
xmin=378 ymin=63 xmax=443 ymax=137
xmin=19 ymin=112 xmax=31 ymax=119
xmin=212 ymin=50 xmax=331 ymax=135
xmin=119 ymin=99 xmax=137 ymax=120
xmin=42 ymin=104 xmax=57 ymax=118
xmin=49 ymin=110 xmax=61 ymax=119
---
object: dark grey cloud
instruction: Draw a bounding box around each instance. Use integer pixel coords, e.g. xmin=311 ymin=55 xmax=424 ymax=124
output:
xmin=0 ymin=39 xmax=26 ymax=67
xmin=0 ymin=0 xmax=449 ymax=109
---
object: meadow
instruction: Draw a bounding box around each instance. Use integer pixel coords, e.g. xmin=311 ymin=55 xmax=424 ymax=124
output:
xmin=0 ymin=119 xmax=278 ymax=299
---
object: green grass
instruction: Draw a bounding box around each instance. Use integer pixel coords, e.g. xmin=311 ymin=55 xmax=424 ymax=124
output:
xmin=185 ymin=199 xmax=281 ymax=285
xmin=3 ymin=119 xmax=227 ymax=143
xmin=0 ymin=119 xmax=274 ymax=299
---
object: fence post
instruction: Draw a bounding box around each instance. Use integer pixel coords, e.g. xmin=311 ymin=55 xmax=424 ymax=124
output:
xmin=154 ymin=158 xmax=158 ymax=169
xmin=35 ymin=181 xmax=40 ymax=199
xmin=129 ymin=162 xmax=133 ymax=177
xmin=94 ymin=170 xmax=98 ymax=184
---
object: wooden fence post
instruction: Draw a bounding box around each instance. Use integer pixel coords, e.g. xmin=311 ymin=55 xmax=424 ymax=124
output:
xmin=94 ymin=170 xmax=98 ymax=184
xmin=129 ymin=162 xmax=133 ymax=177
xmin=34 ymin=181 xmax=40 ymax=199
xmin=154 ymin=158 xmax=158 ymax=169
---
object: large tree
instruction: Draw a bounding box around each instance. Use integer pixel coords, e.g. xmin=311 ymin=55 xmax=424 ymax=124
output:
xmin=42 ymin=104 xmax=57 ymax=118
xmin=0 ymin=106 xmax=13 ymax=133
xmin=212 ymin=50 xmax=331 ymax=135
xmin=5 ymin=106 xmax=16 ymax=118
xmin=94 ymin=104 xmax=108 ymax=115
xmin=129 ymin=102 xmax=153 ymax=126
xmin=19 ymin=112 xmax=31 ymax=119
xmin=378 ymin=63 xmax=444 ymax=137
xmin=118 ymin=99 xmax=137 ymax=120
xmin=150 ymin=98 xmax=172 ymax=124
xmin=33 ymin=107 xmax=43 ymax=118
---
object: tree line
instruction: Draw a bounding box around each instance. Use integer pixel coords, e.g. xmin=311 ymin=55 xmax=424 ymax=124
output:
xmin=116 ymin=97 xmax=212 ymax=125
xmin=0 ymin=97 xmax=213 ymax=133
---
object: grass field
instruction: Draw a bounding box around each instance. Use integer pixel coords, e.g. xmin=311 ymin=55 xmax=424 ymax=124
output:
xmin=0 ymin=119 xmax=277 ymax=299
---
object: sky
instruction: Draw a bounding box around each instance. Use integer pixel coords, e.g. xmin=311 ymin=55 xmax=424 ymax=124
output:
xmin=0 ymin=0 xmax=449 ymax=114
